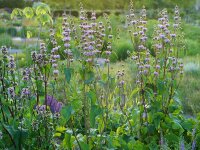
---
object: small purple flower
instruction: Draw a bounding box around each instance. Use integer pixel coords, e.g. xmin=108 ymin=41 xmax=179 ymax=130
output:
xmin=154 ymin=71 xmax=159 ymax=77
xmin=170 ymin=34 xmax=176 ymax=38
xmin=64 ymin=43 xmax=71 ymax=48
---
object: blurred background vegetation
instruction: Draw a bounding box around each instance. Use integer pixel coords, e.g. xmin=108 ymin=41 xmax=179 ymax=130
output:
xmin=0 ymin=0 xmax=200 ymax=115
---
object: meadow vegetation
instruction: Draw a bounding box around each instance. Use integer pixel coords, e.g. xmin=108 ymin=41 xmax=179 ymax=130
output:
xmin=0 ymin=1 xmax=200 ymax=149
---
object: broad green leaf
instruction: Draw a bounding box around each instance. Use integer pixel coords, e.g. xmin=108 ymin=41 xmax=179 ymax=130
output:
xmin=181 ymin=119 xmax=195 ymax=131
xmin=11 ymin=8 xmax=23 ymax=19
xmin=54 ymin=132 xmax=61 ymax=137
xmin=84 ymin=71 xmax=95 ymax=84
xmin=132 ymin=141 xmax=145 ymax=150
xmin=27 ymin=31 xmax=32 ymax=39
xmin=23 ymin=7 xmax=34 ymax=19
xmin=129 ymin=88 xmax=139 ymax=99
xmin=61 ymin=105 xmax=73 ymax=123
xmin=3 ymin=124 xmax=28 ymax=148
xmin=64 ymin=67 xmax=72 ymax=83
xmin=172 ymin=120 xmax=184 ymax=133
xmin=164 ymin=133 xmax=179 ymax=143
xmin=80 ymin=142 xmax=90 ymax=150
xmin=37 ymin=14 xmax=53 ymax=25
xmin=87 ymin=90 xmax=96 ymax=104
xmin=56 ymin=126 xmax=66 ymax=133
xmin=90 ymin=105 xmax=102 ymax=127
xmin=71 ymin=99 xmax=82 ymax=112
xmin=35 ymin=3 xmax=51 ymax=15
xmin=62 ymin=133 xmax=71 ymax=149
xmin=98 ymin=117 xmax=105 ymax=133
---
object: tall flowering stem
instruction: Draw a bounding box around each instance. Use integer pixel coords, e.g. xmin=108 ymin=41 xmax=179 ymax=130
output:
xmin=127 ymin=2 xmax=149 ymax=130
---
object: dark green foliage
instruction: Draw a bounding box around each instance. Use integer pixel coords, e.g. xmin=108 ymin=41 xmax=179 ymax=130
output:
xmin=0 ymin=33 xmax=12 ymax=47
xmin=113 ymin=39 xmax=133 ymax=61
xmin=7 ymin=27 xmax=17 ymax=37
xmin=0 ymin=0 xmax=31 ymax=9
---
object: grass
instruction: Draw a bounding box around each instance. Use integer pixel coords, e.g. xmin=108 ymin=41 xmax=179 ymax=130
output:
xmin=179 ymin=55 xmax=200 ymax=114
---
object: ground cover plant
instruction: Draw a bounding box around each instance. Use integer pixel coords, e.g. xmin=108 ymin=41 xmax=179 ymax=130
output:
xmin=0 ymin=1 xmax=200 ymax=150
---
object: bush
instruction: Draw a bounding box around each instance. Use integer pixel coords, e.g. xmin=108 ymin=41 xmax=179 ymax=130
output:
xmin=0 ymin=27 xmax=6 ymax=34
xmin=183 ymin=24 xmax=200 ymax=41
xmin=185 ymin=39 xmax=200 ymax=55
xmin=0 ymin=33 xmax=12 ymax=47
xmin=12 ymin=53 xmax=26 ymax=68
xmin=7 ymin=27 xmax=17 ymax=37
xmin=18 ymin=26 xmax=27 ymax=38
xmin=113 ymin=39 xmax=133 ymax=61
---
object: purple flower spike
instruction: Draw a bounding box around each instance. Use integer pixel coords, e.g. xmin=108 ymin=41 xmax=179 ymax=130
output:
xmin=54 ymin=102 xmax=63 ymax=113
xmin=46 ymin=95 xmax=53 ymax=106
xmin=45 ymin=95 xmax=63 ymax=113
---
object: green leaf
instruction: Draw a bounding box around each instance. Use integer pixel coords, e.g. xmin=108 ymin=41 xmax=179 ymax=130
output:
xmin=87 ymin=90 xmax=96 ymax=104
xmin=63 ymin=133 xmax=72 ymax=149
xmin=132 ymin=141 xmax=146 ymax=149
xmin=27 ymin=31 xmax=32 ymax=39
xmin=85 ymin=71 xmax=95 ymax=84
xmin=80 ymin=142 xmax=90 ymax=150
xmin=90 ymin=105 xmax=102 ymax=127
xmin=11 ymin=8 xmax=23 ymax=19
xmin=129 ymin=88 xmax=139 ymax=99
xmin=71 ymin=99 xmax=82 ymax=112
xmin=56 ymin=126 xmax=66 ymax=133
xmin=98 ymin=117 xmax=105 ymax=133
xmin=181 ymin=119 xmax=195 ymax=131
xmin=3 ymin=124 xmax=28 ymax=148
xmin=64 ymin=67 xmax=73 ymax=83
xmin=23 ymin=7 xmax=34 ymax=19
xmin=54 ymin=132 xmax=61 ymax=137
xmin=164 ymin=133 xmax=179 ymax=143
xmin=61 ymin=105 xmax=74 ymax=123
xmin=37 ymin=14 xmax=53 ymax=25
xmin=152 ymin=112 xmax=164 ymax=129
xmin=172 ymin=120 xmax=184 ymax=133
xmin=35 ymin=3 xmax=51 ymax=15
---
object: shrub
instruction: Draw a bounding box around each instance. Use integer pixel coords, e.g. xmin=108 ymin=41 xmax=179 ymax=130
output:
xmin=113 ymin=39 xmax=133 ymax=61
xmin=12 ymin=53 xmax=26 ymax=68
xmin=0 ymin=27 xmax=6 ymax=34
xmin=0 ymin=33 xmax=12 ymax=47
xmin=18 ymin=26 xmax=27 ymax=38
xmin=185 ymin=39 xmax=200 ymax=55
xmin=7 ymin=27 xmax=17 ymax=37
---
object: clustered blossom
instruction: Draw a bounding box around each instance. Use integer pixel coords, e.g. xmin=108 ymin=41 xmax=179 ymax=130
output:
xmin=1 ymin=46 xmax=9 ymax=62
xmin=31 ymin=43 xmax=49 ymax=67
xmin=79 ymin=5 xmax=112 ymax=64
xmin=104 ymin=13 xmax=113 ymax=63
xmin=1 ymin=46 xmax=16 ymax=75
xmin=21 ymin=88 xmax=30 ymax=98
xmin=151 ymin=6 xmax=184 ymax=79
xmin=35 ymin=105 xmax=47 ymax=115
xmin=46 ymin=95 xmax=63 ymax=114
xmin=22 ymin=68 xmax=31 ymax=81
xmin=49 ymin=29 xmax=61 ymax=77
xmin=127 ymin=3 xmax=151 ymax=86
xmin=1 ymin=46 xmax=8 ymax=55
xmin=116 ymin=69 xmax=126 ymax=108
xmin=8 ymin=87 xmax=15 ymax=98
xmin=62 ymin=14 xmax=73 ymax=59
xmin=8 ymin=56 xmax=16 ymax=74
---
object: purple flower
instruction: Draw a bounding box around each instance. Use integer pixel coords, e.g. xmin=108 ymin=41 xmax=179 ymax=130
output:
xmin=54 ymin=102 xmax=63 ymax=113
xmin=45 ymin=95 xmax=63 ymax=113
